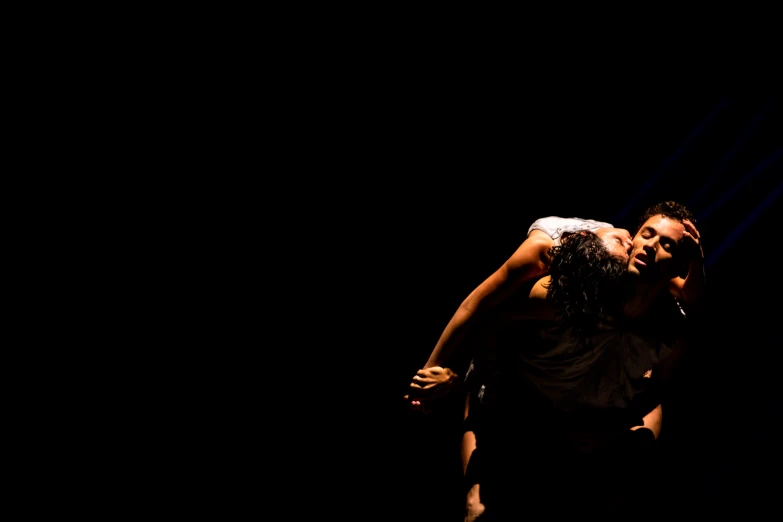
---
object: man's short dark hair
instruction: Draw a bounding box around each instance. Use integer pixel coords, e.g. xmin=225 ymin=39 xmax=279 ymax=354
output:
xmin=634 ymin=201 xmax=696 ymax=235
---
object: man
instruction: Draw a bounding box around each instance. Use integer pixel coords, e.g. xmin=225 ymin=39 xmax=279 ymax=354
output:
xmin=406 ymin=202 xmax=705 ymax=518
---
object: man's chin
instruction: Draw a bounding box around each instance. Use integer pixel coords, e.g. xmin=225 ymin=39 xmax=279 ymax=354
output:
xmin=626 ymin=266 xmax=652 ymax=280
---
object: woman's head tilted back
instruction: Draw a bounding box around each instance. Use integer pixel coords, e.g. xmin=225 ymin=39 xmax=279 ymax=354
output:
xmin=546 ymin=231 xmax=628 ymax=334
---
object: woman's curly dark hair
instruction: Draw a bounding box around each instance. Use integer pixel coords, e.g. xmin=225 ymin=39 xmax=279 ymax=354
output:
xmin=545 ymin=231 xmax=628 ymax=336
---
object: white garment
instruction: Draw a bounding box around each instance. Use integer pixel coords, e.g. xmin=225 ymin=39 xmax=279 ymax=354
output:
xmin=527 ymin=216 xmax=614 ymax=246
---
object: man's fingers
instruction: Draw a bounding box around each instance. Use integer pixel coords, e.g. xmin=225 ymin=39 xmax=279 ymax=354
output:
xmin=683 ymin=222 xmax=702 ymax=244
xmin=683 ymin=219 xmax=700 ymax=235
xmin=413 ymin=379 xmax=447 ymax=390
xmin=681 ymin=231 xmax=705 ymax=260
xmin=414 ymin=370 xmax=456 ymax=385
xmin=413 ymin=375 xmax=441 ymax=387
xmin=682 ymin=231 xmax=699 ymax=245
xmin=411 ymin=379 xmax=445 ymax=388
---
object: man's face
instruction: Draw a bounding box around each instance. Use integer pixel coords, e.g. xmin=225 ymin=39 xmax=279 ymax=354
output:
xmin=627 ymin=215 xmax=686 ymax=281
xmin=595 ymin=227 xmax=633 ymax=261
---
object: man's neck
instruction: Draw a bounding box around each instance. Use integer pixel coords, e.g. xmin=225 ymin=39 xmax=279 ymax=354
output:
xmin=623 ymin=280 xmax=668 ymax=319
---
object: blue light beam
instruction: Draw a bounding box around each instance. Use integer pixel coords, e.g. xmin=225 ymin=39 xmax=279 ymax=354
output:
xmin=612 ymin=98 xmax=730 ymax=226
xmin=699 ymin=147 xmax=783 ymax=223
xmin=689 ymin=98 xmax=776 ymax=209
xmin=706 ymin=176 xmax=783 ymax=269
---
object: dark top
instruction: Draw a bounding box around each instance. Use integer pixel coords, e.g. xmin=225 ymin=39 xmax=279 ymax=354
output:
xmin=467 ymin=295 xmax=690 ymax=516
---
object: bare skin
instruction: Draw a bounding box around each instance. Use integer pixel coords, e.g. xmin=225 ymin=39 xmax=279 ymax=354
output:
xmin=626 ymin=217 xmax=704 ymax=318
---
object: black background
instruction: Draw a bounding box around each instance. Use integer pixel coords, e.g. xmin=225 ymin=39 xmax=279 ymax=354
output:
xmin=331 ymin=95 xmax=781 ymax=519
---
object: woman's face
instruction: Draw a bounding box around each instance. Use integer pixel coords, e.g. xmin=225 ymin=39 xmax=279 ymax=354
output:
xmin=595 ymin=227 xmax=633 ymax=261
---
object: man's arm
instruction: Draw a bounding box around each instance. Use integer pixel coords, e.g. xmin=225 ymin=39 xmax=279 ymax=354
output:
xmin=668 ymin=219 xmax=705 ymax=309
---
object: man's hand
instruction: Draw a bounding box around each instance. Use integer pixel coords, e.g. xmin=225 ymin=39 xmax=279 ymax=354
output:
xmin=681 ymin=219 xmax=704 ymax=263
xmin=404 ymin=366 xmax=458 ymax=413
xmin=678 ymin=218 xmax=706 ymax=305
xmin=669 ymin=219 xmax=706 ymax=306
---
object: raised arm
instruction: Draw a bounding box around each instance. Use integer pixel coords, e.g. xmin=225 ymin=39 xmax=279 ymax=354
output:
xmin=668 ymin=218 xmax=705 ymax=310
